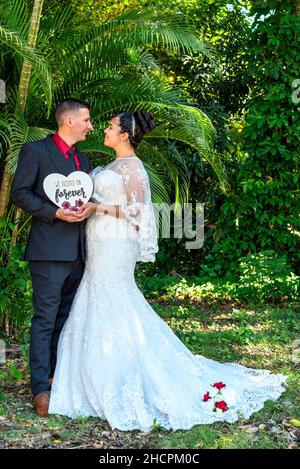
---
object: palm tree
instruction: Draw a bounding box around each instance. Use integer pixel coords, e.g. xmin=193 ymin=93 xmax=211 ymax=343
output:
xmin=0 ymin=0 xmax=52 ymax=217
xmin=12 ymin=0 xmax=46 ymax=240
xmin=0 ymin=1 xmax=228 ymax=236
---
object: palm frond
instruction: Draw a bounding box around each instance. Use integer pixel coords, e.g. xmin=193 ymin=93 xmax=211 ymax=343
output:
xmin=0 ymin=1 xmax=227 ymax=211
xmin=0 ymin=111 xmax=52 ymax=174
xmin=50 ymin=8 xmax=214 ymax=82
xmin=139 ymin=140 xmax=190 ymax=206
xmin=85 ymin=73 xmax=184 ymax=118
xmin=80 ymin=8 xmax=213 ymax=56
xmin=37 ymin=1 xmax=77 ymax=51
xmin=0 ymin=0 xmax=30 ymax=38
xmin=0 ymin=25 xmax=52 ymax=110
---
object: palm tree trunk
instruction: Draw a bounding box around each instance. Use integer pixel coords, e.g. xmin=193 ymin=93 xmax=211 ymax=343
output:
xmin=10 ymin=0 xmax=44 ymax=242
xmin=18 ymin=0 xmax=44 ymax=110
xmin=0 ymin=166 xmax=12 ymax=217
xmin=0 ymin=0 xmax=44 ymax=223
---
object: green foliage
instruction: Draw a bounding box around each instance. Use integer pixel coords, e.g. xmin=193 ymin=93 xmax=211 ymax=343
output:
xmin=235 ymin=251 xmax=300 ymax=303
xmin=0 ymin=24 xmax=53 ymax=111
xmin=0 ymin=218 xmax=32 ymax=337
xmin=1 ymin=300 xmax=299 ymax=448
xmin=211 ymin=1 xmax=300 ymax=273
xmin=127 ymin=1 xmax=253 ymax=276
xmin=0 ymin=0 xmax=226 ymax=215
xmin=1 ymin=1 xmax=299 ymax=337
xmin=138 ymin=251 xmax=299 ymax=304
xmin=69 ymin=0 xmax=140 ymax=23
xmin=151 ymin=418 xmax=164 ymax=432
xmin=7 ymin=359 xmax=23 ymax=381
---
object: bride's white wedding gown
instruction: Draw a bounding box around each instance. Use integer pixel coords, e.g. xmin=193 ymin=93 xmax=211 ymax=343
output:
xmin=49 ymin=157 xmax=287 ymax=431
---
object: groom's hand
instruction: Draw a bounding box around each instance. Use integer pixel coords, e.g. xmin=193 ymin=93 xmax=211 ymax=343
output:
xmin=55 ymin=208 xmax=83 ymax=222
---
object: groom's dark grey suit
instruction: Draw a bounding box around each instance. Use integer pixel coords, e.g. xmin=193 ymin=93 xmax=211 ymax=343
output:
xmin=10 ymin=135 xmax=93 ymax=395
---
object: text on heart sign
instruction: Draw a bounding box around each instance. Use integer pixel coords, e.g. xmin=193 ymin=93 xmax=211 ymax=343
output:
xmin=43 ymin=171 xmax=94 ymax=211
xmin=55 ymin=187 xmax=88 ymax=203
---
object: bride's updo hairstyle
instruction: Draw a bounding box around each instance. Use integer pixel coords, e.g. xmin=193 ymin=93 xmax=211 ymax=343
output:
xmin=112 ymin=110 xmax=156 ymax=149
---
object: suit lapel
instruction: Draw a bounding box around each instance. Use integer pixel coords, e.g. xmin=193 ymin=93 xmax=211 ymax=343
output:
xmin=45 ymin=135 xmax=73 ymax=175
xmin=45 ymin=136 xmax=91 ymax=175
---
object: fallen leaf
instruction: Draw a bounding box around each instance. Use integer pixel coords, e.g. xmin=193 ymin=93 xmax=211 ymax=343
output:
xmin=291 ymin=339 xmax=300 ymax=349
xmin=291 ymin=351 xmax=300 ymax=365
xmin=92 ymin=441 xmax=106 ymax=449
xmin=288 ymin=444 xmax=299 ymax=449
xmin=290 ymin=419 xmax=300 ymax=428
xmin=243 ymin=425 xmax=259 ymax=433
xmin=258 ymin=424 xmax=266 ymax=431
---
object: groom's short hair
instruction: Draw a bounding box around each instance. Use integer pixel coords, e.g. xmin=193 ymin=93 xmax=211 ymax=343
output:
xmin=55 ymin=99 xmax=90 ymax=126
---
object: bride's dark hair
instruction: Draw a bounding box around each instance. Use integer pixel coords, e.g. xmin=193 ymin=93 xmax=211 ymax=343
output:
xmin=112 ymin=110 xmax=156 ymax=148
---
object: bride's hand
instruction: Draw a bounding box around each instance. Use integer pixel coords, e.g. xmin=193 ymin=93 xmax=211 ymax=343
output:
xmin=55 ymin=207 xmax=84 ymax=222
xmin=74 ymin=202 xmax=97 ymax=221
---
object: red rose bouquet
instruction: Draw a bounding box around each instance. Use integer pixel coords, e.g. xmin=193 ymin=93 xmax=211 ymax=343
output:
xmin=202 ymin=381 xmax=228 ymax=413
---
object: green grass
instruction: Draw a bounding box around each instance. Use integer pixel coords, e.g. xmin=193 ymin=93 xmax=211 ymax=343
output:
xmin=0 ymin=281 xmax=299 ymax=449
xmin=151 ymin=301 xmax=300 ymax=449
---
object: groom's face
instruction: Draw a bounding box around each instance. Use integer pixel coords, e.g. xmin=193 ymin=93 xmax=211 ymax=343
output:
xmin=69 ymin=107 xmax=94 ymax=142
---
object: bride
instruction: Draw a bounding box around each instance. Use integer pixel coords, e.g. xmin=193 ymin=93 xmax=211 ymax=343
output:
xmin=48 ymin=110 xmax=287 ymax=431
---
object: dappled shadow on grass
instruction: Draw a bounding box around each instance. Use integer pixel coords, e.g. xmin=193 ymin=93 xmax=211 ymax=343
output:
xmin=0 ymin=379 xmax=165 ymax=449
xmin=0 ymin=353 xmax=166 ymax=449
xmin=168 ymin=327 xmax=292 ymax=369
xmin=0 ymin=299 xmax=299 ymax=449
xmin=151 ymin=302 xmax=299 ymax=371
xmin=138 ymin=271 xmax=299 ymax=308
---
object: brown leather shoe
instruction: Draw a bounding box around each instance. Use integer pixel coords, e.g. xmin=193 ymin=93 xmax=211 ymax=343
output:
xmin=33 ymin=391 xmax=50 ymax=417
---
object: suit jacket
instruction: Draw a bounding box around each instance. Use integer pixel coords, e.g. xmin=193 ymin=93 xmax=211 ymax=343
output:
xmin=10 ymin=135 xmax=93 ymax=261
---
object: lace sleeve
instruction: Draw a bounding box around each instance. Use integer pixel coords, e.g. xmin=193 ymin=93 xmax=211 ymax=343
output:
xmin=89 ymin=166 xmax=103 ymax=180
xmin=118 ymin=160 xmax=158 ymax=263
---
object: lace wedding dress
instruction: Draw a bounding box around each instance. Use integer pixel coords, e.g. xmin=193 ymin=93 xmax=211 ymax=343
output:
xmin=49 ymin=156 xmax=287 ymax=431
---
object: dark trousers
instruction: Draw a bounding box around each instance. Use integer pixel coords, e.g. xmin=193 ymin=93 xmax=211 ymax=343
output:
xmin=28 ymin=257 xmax=84 ymax=395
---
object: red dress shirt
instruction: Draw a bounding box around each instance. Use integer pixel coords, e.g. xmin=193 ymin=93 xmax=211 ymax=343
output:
xmin=52 ymin=133 xmax=81 ymax=171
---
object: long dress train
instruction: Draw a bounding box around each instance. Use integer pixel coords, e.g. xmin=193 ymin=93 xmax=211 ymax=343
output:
xmin=48 ymin=157 xmax=287 ymax=431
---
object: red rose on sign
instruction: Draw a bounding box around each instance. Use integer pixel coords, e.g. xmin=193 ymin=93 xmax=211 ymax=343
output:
xmin=214 ymin=400 xmax=228 ymax=412
xmin=213 ymin=382 xmax=226 ymax=390
xmin=62 ymin=201 xmax=71 ymax=209
xmin=76 ymin=199 xmax=84 ymax=207
xmin=203 ymin=392 xmax=212 ymax=402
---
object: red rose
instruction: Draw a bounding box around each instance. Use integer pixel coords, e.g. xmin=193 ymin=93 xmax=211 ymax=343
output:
xmin=213 ymin=382 xmax=226 ymax=390
xmin=203 ymin=392 xmax=212 ymax=402
xmin=214 ymin=400 xmax=228 ymax=412
xmin=62 ymin=201 xmax=71 ymax=209
xmin=76 ymin=199 xmax=84 ymax=207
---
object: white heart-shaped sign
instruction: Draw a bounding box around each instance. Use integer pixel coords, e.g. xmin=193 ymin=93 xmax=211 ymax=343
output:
xmin=43 ymin=171 xmax=94 ymax=211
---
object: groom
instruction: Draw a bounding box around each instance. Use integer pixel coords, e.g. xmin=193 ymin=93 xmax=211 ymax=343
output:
xmin=10 ymin=99 xmax=94 ymax=417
